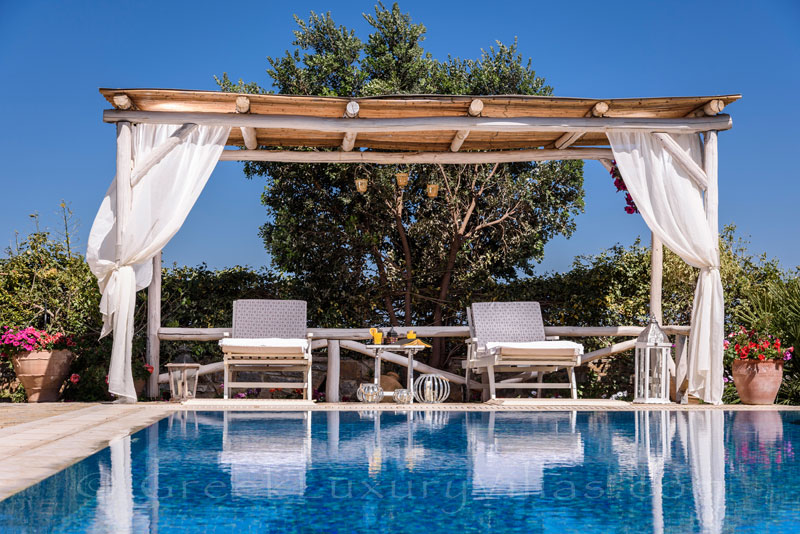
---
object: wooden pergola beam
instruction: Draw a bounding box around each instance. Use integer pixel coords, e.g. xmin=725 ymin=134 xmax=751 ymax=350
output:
xmin=652 ymin=132 xmax=708 ymax=189
xmin=341 ymin=131 xmax=356 ymax=152
xmin=450 ymin=130 xmax=469 ymax=152
xmin=219 ymin=147 xmax=613 ymax=164
xmin=686 ymin=99 xmax=726 ymax=118
xmin=240 ymin=127 xmax=258 ymax=150
xmin=104 ymin=109 xmax=732 ymax=135
xmin=554 ymin=101 xmax=609 ymax=149
xmin=235 ymin=96 xmax=258 ymax=150
xmin=131 ymin=123 xmax=198 ymax=186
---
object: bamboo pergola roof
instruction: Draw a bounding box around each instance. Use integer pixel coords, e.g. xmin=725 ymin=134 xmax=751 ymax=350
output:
xmin=100 ymin=88 xmax=740 ymax=164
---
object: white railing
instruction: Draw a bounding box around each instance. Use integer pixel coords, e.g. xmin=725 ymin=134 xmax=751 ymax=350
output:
xmin=156 ymin=325 xmax=691 ymax=398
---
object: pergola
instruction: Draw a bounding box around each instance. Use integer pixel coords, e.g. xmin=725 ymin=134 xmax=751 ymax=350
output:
xmin=90 ymin=88 xmax=740 ymax=404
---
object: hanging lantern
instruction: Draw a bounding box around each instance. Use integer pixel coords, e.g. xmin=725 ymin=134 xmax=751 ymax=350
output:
xmin=166 ymin=347 xmax=200 ymax=401
xmin=426 ymin=184 xmax=439 ymax=198
xmin=634 ymin=316 xmax=672 ymax=404
xmin=357 ymin=383 xmax=384 ymax=403
xmin=395 ymin=172 xmax=409 ymax=189
xmin=355 ymin=178 xmax=368 ymax=193
xmin=413 ymin=374 xmax=450 ymax=403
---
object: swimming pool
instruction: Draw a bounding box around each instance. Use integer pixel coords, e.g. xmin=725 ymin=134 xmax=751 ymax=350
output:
xmin=1 ymin=410 xmax=798 ymax=533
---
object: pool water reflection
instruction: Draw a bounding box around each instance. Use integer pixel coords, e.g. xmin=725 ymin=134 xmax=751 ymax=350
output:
xmin=1 ymin=410 xmax=798 ymax=533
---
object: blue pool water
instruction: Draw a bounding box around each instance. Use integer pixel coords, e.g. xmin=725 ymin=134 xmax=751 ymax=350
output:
xmin=1 ymin=410 xmax=799 ymax=533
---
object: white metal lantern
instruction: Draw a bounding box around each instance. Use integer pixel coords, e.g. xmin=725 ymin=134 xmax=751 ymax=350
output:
xmin=357 ymin=383 xmax=384 ymax=403
xmin=413 ymin=374 xmax=450 ymax=403
xmin=634 ymin=316 xmax=672 ymax=404
xmin=166 ymin=350 xmax=200 ymax=401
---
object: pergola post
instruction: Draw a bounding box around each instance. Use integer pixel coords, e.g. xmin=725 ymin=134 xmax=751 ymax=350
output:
xmin=650 ymin=232 xmax=663 ymax=324
xmin=114 ymin=121 xmax=132 ymax=263
xmin=326 ymin=340 xmax=340 ymax=402
xmin=146 ymin=250 xmax=162 ymax=399
xmin=703 ymin=131 xmax=719 ymax=236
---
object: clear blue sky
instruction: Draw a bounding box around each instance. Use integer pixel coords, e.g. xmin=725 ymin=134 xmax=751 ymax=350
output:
xmin=1 ymin=0 xmax=798 ymax=273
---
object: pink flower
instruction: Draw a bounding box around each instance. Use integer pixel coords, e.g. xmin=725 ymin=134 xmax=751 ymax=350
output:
xmin=70 ymin=373 xmax=80 ymax=384
xmin=723 ymin=340 xmax=730 ymax=349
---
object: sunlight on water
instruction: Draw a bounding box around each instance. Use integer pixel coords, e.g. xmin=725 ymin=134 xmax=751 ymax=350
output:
xmin=1 ymin=410 xmax=798 ymax=533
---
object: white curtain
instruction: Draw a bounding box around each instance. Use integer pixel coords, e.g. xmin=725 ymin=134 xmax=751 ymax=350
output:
xmin=94 ymin=436 xmax=133 ymax=533
xmin=87 ymin=123 xmax=229 ymax=401
xmin=686 ymin=411 xmax=726 ymax=534
xmin=608 ymin=131 xmax=724 ymax=404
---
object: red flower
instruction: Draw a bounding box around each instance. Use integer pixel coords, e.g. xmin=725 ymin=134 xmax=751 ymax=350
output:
xmin=144 ymin=364 xmax=154 ymax=374
xmin=70 ymin=373 xmax=80 ymax=384
xmin=105 ymin=375 xmax=109 ymax=384
xmin=758 ymin=354 xmax=766 ymax=361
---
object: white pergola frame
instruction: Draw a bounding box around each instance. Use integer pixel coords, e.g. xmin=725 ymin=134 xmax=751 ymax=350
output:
xmin=100 ymin=90 xmax=733 ymax=402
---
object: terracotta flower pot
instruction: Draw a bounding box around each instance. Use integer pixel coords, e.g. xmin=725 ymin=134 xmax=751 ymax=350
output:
xmin=732 ymin=359 xmax=784 ymax=405
xmin=134 ymin=379 xmax=146 ymax=397
xmin=10 ymin=350 xmax=74 ymax=402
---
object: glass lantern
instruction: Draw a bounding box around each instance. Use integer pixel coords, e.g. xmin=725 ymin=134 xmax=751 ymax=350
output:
xmin=166 ymin=348 xmax=200 ymax=401
xmin=634 ymin=316 xmax=672 ymax=404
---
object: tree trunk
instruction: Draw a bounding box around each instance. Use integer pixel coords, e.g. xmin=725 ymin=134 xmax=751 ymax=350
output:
xmin=372 ymin=246 xmax=399 ymax=326
xmin=394 ymin=195 xmax=414 ymax=326
xmin=430 ymin=234 xmax=462 ymax=369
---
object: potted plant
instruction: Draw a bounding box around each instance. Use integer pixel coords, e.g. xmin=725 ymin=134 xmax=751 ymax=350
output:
xmin=0 ymin=326 xmax=76 ymax=402
xmin=133 ymin=361 xmax=155 ymax=398
xmin=725 ymin=326 xmax=794 ymax=404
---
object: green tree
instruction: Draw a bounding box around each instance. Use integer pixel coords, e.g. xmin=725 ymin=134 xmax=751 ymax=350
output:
xmin=217 ymin=3 xmax=584 ymax=367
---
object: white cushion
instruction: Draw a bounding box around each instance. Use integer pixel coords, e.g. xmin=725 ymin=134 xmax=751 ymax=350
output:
xmin=219 ymin=338 xmax=308 ymax=354
xmin=486 ymin=340 xmax=584 ymax=356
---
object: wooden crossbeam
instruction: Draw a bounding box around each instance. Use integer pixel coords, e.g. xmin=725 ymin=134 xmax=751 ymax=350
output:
xmin=104 ymin=109 xmax=733 ymax=134
xmin=131 ymin=123 xmax=198 ymax=186
xmin=112 ymin=94 xmax=133 ymax=110
xmin=240 ymin=127 xmax=258 ymax=150
xmin=219 ymin=147 xmax=613 ymax=164
xmin=235 ymin=96 xmax=250 ymax=113
xmin=467 ymin=99 xmax=483 ymax=117
xmin=235 ymin=96 xmax=258 ymax=149
xmin=653 ymin=133 xmax=708 ymax=189
xmin=341 ymin=131 xmax=356 ymax=152
xmin=450 ymin=130 xmax=469 ymax=152
xmin=344 ymin=101 xmax=360 ymax=118
xmin=686 ymin=99 xmax=726 ymax=118
xmin=554 ymin=101 xmax=609 ymax=149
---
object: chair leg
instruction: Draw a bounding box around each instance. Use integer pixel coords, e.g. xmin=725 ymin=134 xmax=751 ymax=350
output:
xmin=464 ymin=366 xmax=471 ymax=401
xmin=223 ymin=362 xmax=229 ymax=400
xmin=569 ymin=367 xmax=578 ymax=400
xmin=536 ymin=371 xmax=544 ymax=399
xmin=487 ymin=365 xmax=497 ymax=401
xmin=480 ymin=370 xmax=490 ymax=402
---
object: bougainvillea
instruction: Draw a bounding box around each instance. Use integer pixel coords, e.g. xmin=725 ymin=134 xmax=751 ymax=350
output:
xmin=609 ymin=161 xmax=638 ymax=214
xmin=0 ymin=327 xmax=75 ymax=358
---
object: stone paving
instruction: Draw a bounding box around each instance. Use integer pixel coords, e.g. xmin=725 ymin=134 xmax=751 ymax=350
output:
xmin=0 ymin=404 xmax=173 ymax=500
xmin=0 ymin=403 xmax=94 ymax=429
xmin=0 ymin=399 xmax=798 ymax=501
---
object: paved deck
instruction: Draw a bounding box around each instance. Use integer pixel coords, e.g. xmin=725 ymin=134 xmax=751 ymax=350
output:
xmin=0 ymin=400 xmax=798 ymax=501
